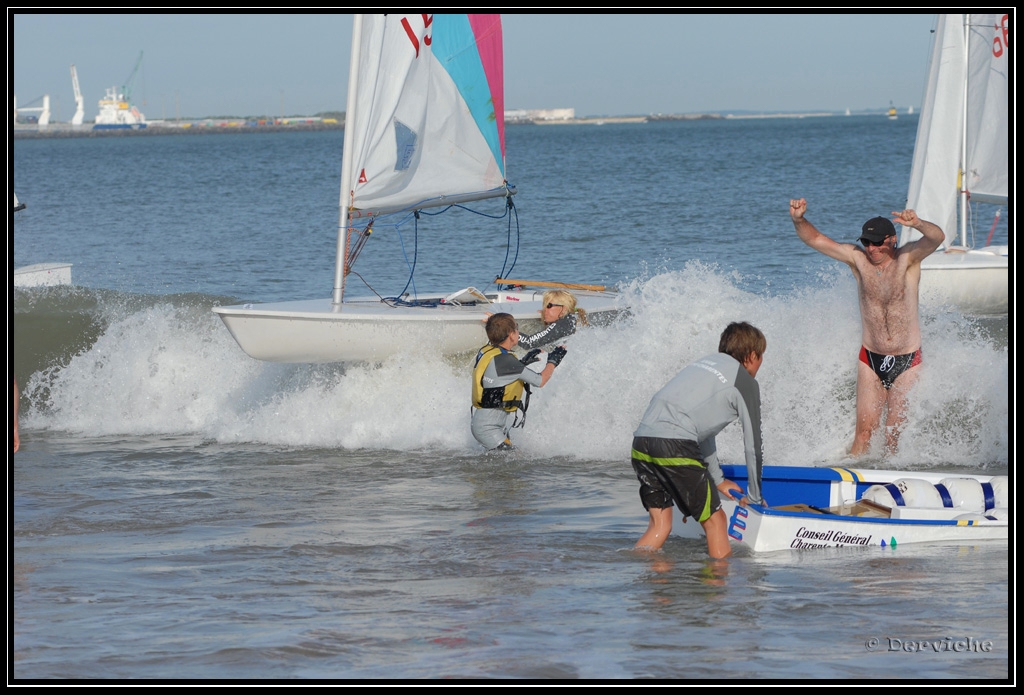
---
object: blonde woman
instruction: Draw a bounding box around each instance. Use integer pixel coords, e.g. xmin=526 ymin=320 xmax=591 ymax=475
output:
xmin=517 ymin=290 xmax=588 ymax=351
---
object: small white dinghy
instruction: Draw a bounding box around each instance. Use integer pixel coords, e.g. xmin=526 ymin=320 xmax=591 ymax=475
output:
xmin=14 ymin=262 xmax=74 ymax=288
xmin=13 ymin=192 xmax=73 ymax=288
xmin=677 ymin=464 xmax=1008 ymax=553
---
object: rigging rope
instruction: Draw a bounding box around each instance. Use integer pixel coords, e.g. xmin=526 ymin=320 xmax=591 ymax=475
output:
xmin=985 ymin=208 xmax=1002 ymax=247
xmin=343 ymin=194 xmax=520 ymax=306
xmin=392 ymin=211 xmax=422 ymax=301
xmin=496 ymin=197 xmax=521 ymax=288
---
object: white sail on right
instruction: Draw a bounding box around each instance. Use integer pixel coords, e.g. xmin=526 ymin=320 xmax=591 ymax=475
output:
xmin=964 ymin=14 xmax=1008 ymax=208
xmin=902 ymin=14 xmax=1008 ymax=248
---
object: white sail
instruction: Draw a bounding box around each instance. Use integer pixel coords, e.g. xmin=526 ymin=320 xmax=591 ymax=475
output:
xmin=902 ymin=14 xmax=1009 ymax=247
xmin=900 ymin=14 xmax=1008 ymax=315
xmin=902 ymin=14 xmax=965 ymax=247
xmin=964 ymin=14 xmax=1008 ymax=206
xmin=334 ymin=14 xmax=510 ymax=302
xmin=344 ymin=14 xmax=508 ymax=218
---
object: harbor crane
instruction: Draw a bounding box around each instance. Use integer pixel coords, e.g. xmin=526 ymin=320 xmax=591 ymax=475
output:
xmin=121 ymin=51 xmax=144 ymax=106
xmin=70 ymin=64 xmax=85 ymax=125
xmin=13 ymin=94 xmax=51 ymax=126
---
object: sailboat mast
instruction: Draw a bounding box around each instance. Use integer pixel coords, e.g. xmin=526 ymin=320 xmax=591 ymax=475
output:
xmin=958 ymin=14 xmax=970 ymax=248
xmin=333 ymin=14 xmax=364 ymax=306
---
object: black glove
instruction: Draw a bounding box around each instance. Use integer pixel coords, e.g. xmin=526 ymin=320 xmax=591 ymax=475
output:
xmin=520 ymin=348 xmax=542 ymax=366
xmin=547 ymin=346 xmax=567 ymax=367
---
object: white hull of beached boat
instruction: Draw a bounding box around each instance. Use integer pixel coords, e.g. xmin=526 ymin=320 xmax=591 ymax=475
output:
xmin=214 ymin=287 xmax=621 ymax=363
xmin=919 ymin=246 xmax=1008 ymax=315
xmin=676 ymin=465 xmax=1008 ymax=553
xmin=13 ymin=262 xmax=73 ymax=288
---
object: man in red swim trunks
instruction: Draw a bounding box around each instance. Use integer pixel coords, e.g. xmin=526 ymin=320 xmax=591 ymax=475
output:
xmin=790 ymin=199 xmax=944 ymax=455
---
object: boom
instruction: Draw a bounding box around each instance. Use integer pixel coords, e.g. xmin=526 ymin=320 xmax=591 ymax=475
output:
xmin=122 ymin=51 xmax=143 ymax=104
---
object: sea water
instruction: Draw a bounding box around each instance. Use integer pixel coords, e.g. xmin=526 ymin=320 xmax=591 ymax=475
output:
xmin=12 ymin=117 xmax=1010 ymax=680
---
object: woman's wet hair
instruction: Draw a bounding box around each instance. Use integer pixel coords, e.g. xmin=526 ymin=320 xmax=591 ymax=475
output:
xmin=542 ymin=289 xmax=589 ymax=326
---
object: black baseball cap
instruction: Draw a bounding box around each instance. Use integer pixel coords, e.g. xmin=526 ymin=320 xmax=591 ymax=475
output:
xmin=860 ymin=217 xmax=896 ymax=244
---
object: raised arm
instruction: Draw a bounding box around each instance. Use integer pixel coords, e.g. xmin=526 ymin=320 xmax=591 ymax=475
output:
xmin=892 ymin=209 xmax=943 ymax=262
xmin=790 ymin=198 xmax=858 ymax=266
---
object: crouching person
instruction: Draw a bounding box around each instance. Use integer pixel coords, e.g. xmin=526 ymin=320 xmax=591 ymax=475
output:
xmin=631 ymin=322 xmax=768 ymax=558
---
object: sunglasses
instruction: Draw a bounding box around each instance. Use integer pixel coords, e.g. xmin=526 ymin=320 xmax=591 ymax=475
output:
xmin=546 ymin=303 xmax=564 ymax=309
xmin=860 ymin=238 xmax=890 ymax=247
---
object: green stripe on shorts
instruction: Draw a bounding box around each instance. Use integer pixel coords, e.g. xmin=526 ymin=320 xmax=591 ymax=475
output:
xmin=630 ymin=450 xmax=703 ymax=467
xmin=699 ymin=479 xmax=713 ymax=521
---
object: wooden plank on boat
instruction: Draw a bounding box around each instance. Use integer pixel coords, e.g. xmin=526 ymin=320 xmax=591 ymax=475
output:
xmin=775 ymin=504 xmax=828 ymax=514
xmin=840 ymin=499 xmax=892 ymax=518
xmin=773 ymin=500 xmax=891 ymax=518
xmin=496 ymin=277 xmax=607 ymax=292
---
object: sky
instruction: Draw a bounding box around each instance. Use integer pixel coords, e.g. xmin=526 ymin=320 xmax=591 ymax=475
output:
xmin=11 ymin=13 xmax=940 ymax=121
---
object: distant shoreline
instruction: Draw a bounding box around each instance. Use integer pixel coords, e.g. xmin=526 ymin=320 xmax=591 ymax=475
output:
xmin=11 ymin=122 xmax=345 ymax=139
xmin=13 ymin=110 xmax=902 ymax=139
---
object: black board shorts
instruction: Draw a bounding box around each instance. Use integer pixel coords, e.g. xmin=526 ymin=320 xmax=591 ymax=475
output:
xmin=630 ymin=436 xmax=721 ymax=523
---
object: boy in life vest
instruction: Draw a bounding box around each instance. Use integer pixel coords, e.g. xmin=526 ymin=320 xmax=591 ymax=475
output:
xmin=471 ymin=313 xmax=567 ymax=450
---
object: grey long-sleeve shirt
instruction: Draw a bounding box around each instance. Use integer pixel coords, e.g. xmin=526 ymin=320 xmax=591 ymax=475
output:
xmin=633 ymin=353 xmax=764 ymax=505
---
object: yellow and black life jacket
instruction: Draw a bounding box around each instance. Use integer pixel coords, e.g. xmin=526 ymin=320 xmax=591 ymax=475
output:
xmin=472 ymin=345 xmax=530 ymax=413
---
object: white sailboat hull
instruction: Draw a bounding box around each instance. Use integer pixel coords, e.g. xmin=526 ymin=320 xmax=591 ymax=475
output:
xmin=675 ymin=465 xmax=1008 ymax=553
xmin=919 ymin=246 xmax=1008 ymax=315
xmin=13 ymin=262 xmax=73 ymax=288
xmin=213 ymin=289 xmax=621 ymax=363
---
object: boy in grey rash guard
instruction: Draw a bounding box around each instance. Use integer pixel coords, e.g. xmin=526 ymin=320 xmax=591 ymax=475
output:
xmin=631 ymin=322 xmax=767 ymax=559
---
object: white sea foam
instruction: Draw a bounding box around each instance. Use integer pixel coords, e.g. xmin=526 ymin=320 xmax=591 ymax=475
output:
xmin=25 ymin=265 xmax=1008 ymax=468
